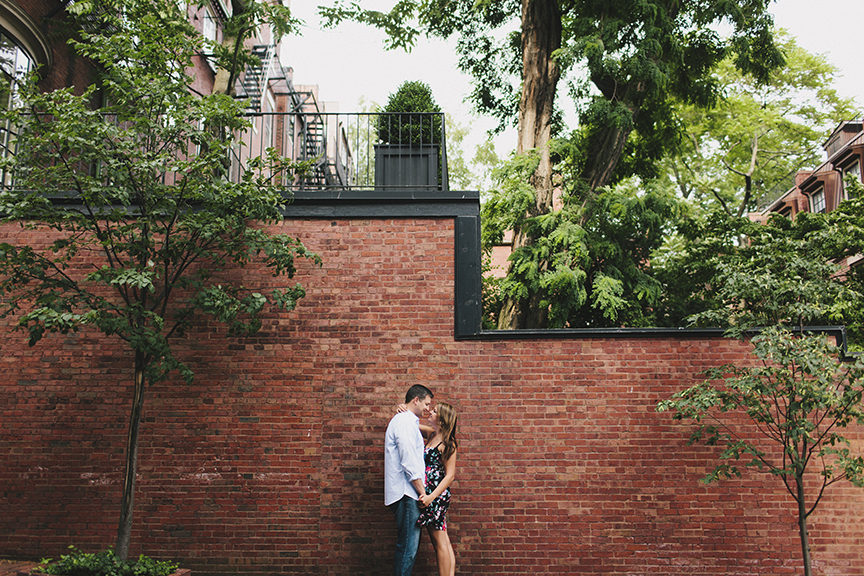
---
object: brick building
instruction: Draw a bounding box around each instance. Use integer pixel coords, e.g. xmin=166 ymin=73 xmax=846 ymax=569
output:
xmin=0 ymin=1 xmax=863 ymax=575
xmin=757 ymin=120 xmax=864 ymax=221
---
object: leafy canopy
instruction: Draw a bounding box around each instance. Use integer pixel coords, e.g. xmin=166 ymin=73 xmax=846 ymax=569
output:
xmin=686 ymin=212 xmax=861 ymax=337
xmin=482 ymin=146 xmax=680 ymax=328
xmin=654 ymin=31 xmax=858 ymax=218
xmin=659 ymin=325 xmax=864 ymax=493
xmin=658 ymin=198 xmax=864 ymax=575
xmin=0 ymin=0 xmax=320 ymax=560
xmin=0 ymin=0 xmax=320 ymax=391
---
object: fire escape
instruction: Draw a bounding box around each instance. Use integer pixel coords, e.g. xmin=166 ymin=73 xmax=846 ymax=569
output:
xmin=240 ymin=44 xmax=274 ymax=113
xmin=240 ymin=45 xmax=341 ymax=189
xmin=291 ymin=93 xmax=337 ymax=188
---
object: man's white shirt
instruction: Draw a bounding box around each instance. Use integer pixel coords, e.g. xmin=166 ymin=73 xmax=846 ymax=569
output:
xmin=384 ymin=410 xmax=425 ymax=506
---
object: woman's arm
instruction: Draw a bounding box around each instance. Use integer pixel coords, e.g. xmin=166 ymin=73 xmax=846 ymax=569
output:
xmin=419 ymin=449 xmax=457 ymax=506
xmin=397 ymin=403 xmax=434 ymax=439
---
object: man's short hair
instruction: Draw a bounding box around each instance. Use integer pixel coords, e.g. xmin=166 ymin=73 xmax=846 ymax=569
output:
xmin=405 ymin=384 xmax=433 ymax=404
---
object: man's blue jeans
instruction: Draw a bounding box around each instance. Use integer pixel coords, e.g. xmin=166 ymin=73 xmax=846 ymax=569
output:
xmin=389 ymin=494 xmax=421 ymax=576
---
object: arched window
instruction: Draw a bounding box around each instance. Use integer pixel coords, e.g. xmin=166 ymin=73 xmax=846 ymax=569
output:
xmin=0 ymin=28 xmax=34 ymax=186
xmin=0 ymin=27 xmax=34 ymax=107
xmin=0 ymin=0 xmax=51 ymax=187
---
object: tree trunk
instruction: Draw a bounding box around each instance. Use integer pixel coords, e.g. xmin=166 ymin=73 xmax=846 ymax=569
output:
xmin=583 ymin=119 xmax=635 ymax=194
xmin=796 ymin=473 xmax=813 ymax=576
xmin=516 ymin=0 xmax=561 ymax=204
xmin=115 ymin=352 xmax=148 ymax=561
xmin=212 ymin=35 xmax=241 ymax=97
xmin=497 ymin=0 xmax=561 ymax=330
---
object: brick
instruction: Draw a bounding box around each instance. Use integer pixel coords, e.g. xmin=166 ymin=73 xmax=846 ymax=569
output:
xmin=0 ymin=219 xmax=862 ymax=575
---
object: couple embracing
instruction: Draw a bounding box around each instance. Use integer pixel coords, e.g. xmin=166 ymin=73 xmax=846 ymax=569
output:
xmin=384 ymin=384 xmax=459 ymax=576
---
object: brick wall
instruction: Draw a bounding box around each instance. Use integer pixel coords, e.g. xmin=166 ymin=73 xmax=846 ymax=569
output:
xmin=1 ymin=217 xmax=863 ymax=575
xmin=12 ymin=0 xmax=95 ymax=95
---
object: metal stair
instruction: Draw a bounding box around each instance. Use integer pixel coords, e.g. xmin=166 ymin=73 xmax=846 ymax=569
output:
xmin=303 ymin=113 xmax=337 ymax=187
xmin=290 ymin=94 xmax=335 ymax=188
xmin=241 ymin=44 xmax=274 ymax=112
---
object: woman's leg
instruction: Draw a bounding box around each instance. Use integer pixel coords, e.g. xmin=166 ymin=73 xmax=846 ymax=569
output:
xmin=427 ymin=526 xmax=455 ymax=576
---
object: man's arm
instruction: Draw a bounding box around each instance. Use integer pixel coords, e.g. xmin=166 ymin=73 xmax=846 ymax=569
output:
xmin=411 ymin=478 xmax=425 ymax=499
xmin=394 ymin=415 xmax=425 ymax=495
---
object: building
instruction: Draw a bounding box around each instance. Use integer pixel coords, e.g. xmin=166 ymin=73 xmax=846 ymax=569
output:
xmin=0 ymin=2 xmax=862 ymax=575
xmin=756 ymin=120 xmax=864 ymax=220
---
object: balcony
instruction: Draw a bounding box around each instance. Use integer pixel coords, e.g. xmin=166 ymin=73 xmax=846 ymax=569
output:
xmin=0 ymin=111 xmax=451 ymax=196
xmin=235 ymin=111 xmax=450 ymax=193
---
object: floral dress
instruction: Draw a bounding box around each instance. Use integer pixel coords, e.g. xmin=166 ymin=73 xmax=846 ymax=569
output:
xmin=418 ymin=443 xmax=450 ymax=530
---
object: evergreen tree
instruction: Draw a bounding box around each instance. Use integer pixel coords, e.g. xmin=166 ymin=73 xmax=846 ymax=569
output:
xmin=320 ymin=0 xmax=783 ymax=328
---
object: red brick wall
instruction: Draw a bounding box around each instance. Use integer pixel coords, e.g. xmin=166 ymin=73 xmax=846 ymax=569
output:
xmin=13 ymin=0 xmax=95 ymax=95
xmin=1 ymin=218 xmax=863 ymax=575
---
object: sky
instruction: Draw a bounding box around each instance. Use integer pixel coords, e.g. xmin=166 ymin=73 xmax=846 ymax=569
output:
xmin=282 ymin=0 xmax=864 ymax=158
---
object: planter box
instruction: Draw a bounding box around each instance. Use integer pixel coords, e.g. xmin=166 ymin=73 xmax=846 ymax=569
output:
xmin=374 ymin=144 xmax=440 ymax=190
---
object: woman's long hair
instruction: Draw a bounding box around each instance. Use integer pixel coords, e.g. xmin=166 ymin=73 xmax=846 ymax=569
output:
xmin=436 ymin=402 xmax=458 ymax=460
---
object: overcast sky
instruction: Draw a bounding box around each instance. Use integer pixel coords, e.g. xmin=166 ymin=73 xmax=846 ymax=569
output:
xmin=282 ymin=0 xmax=864 ymax=155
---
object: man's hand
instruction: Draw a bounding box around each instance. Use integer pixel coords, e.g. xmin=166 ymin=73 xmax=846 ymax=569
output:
xmin=412 ymin=478 xmax=425 ymax=504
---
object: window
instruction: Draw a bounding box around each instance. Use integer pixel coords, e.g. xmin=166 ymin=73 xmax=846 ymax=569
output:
xmin=201 ymin=6 xmax=218 ymax=72
xmin=810 ymin=187 xmax=826 ymax=213
xmin=844 ymin=160 xmax=861 ymax=199
xmin=0 ymin=28 xmax=35 ymax=187
xmin=263 ymin=91 xmax=275 ymax=149
xmin=0 ymin=28 xmax=34 ymax=109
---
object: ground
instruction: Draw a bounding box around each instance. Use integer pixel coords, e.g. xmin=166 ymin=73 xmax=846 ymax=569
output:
xmin=0 ymin=559 xmax=37 ymax=576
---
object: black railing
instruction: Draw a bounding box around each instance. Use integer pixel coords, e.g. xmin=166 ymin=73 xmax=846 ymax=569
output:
xmin=0 ymin=111 xmax=450 ymax=193
xmin=238 ymin=111 xmax=449 ymax=192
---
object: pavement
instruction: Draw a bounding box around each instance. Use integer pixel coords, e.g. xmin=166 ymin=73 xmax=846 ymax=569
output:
xmin=0 ymin=560 xmax=38 ymax=576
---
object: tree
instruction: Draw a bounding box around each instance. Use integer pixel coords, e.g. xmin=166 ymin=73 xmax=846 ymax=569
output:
xmin=814 ymin=177 xmax=864 ymax=350
xmin=648 ymin=207 xmax=744 ymax=328
xmin=320 ymin=0 xmax=783 ymax=328
xmin=442 ymin=113 xmax=480 ymax=191
xmin=686 ymin=212 xmax=860 ymax=336
xmin=482 ymin=149 xmax=680 ymax=328
xmin=658 ymin=212 xmax=864 ymax=576
xmin=0 ymin=0 xmax=318 ymax=559
xmin=210 ymin=0 xmax=299 ymax=96
xmin=632 ymin=34 xmax=858 ymax=329
xmin=656 ymin=31 xmax=858 ymax=218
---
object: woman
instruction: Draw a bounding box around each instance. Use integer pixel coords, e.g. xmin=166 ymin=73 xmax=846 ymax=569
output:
xmin=397 ymin=401 xmax=458 ymax=576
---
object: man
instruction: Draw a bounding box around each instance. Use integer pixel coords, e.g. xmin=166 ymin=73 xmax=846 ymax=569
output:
xmin=385 ymin=384 xmax=433 ymax=575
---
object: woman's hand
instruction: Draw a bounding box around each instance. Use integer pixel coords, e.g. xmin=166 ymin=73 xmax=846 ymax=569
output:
xmin=419 ymin=493 xmax=435 ymax=507
xmin=396 ymin=403 xmax=407 ymax=413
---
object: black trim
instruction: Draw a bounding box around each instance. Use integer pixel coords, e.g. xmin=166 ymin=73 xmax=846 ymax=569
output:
xmin=466 ymin=325 xmax=847 ymax=348
xmin=282 ymin=190 xmax=479 ymax=218
xmin=454 ymin=215 xmax=482 ymax=338
xmin=284 ymin=190 xmax=849 ymax=350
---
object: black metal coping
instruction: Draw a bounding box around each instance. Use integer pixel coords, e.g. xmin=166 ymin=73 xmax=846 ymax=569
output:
xmin=282 ymin=189 xmax=480 ymax=218
xmin=258 ymin=190 xmax=847 ymax=350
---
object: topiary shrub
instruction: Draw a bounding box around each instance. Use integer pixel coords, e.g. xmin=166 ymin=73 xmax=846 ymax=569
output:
xmin=33 ymin=547 xmax=179 ymax=576
xmin=376 ymin=80 xmax=442 ymax=145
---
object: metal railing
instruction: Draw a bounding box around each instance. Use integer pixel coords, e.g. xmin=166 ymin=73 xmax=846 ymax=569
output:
xmin=0 ymin=111 xmax=450 ymax=194
xmin=237 ymin=111 xmax=449 ymax=192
